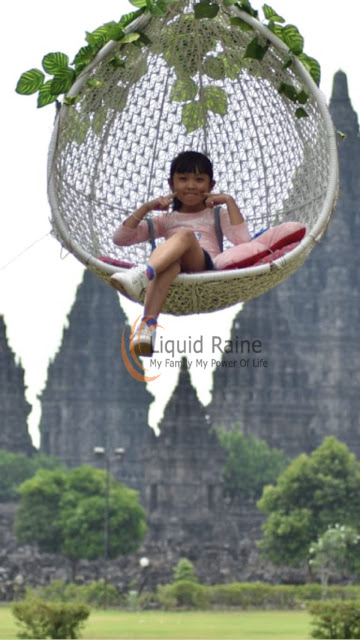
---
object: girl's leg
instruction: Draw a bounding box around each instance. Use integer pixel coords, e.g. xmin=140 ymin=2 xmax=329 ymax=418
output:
xmin=144 ymin=261 xmax=181 ymax=318
xmin=143 ymin=229 xmax=207 ymax=317
xmin=110 ymin=229 xmax=206 ymax=319
xmin=149 ymin=228 xmax=206 ymax=274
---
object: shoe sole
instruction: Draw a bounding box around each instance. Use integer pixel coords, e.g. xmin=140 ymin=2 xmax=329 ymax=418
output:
xmin=131 ymin=340 xmax=153 ymax=357
xmin=110 ymin=275 xmax=134 ymax=301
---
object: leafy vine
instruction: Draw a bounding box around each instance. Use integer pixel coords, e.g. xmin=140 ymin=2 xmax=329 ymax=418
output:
xmin=16 ymin=0 xmax=321 ymax=125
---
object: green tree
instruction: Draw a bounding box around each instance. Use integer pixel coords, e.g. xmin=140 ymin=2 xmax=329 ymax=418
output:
xmin=217 ymin=428 xmax=289 ymax=500
xmin=309 ymin=524 xmax=360 ymax=595
xmin=15 ymin=469 xmax=66 ymax=553
xmin=257 ymin=437 xmax=360 ymax=568
xmin=0 ymin=449 xmax=64 ymax=502
xmin=15 ymin=465 xmax=147 ymax=578
xmin=173 ymin=558 xmax=198 ymax=583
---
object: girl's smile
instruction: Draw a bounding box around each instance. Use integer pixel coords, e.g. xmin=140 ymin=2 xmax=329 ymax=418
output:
xmin=170 ymin=171 xmax=215 ymax=212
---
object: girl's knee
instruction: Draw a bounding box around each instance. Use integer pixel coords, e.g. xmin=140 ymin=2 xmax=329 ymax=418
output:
xmin=175 ymin=228 xmax=196 ymax=244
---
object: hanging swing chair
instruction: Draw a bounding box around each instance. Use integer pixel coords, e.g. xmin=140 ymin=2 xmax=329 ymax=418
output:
xmin=47 ymin=0 xmax=339 ymax=315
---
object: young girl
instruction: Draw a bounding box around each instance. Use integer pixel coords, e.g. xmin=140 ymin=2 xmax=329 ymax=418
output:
xmin=111 ymin=151 xmax=251 ymax=356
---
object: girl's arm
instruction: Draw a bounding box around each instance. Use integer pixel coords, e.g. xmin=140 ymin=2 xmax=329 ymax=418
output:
xmin=204 ymin=193 xmax=245 ymax=225
xmin=204 ymin=192 xmax=251 ymax=245
xmin=113 ymin=195 xmax=173 ymax=245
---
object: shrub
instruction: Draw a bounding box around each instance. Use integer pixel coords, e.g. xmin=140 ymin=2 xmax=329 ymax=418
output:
xmin=157 ymin=580 xmax=210 ymax=610
xmin=209 ymin=583 xmax=299 ymax=609
xmin=80 ymin=580 xmax=122 ymax=608
xmin=12 ymin=597 xmax=90 ymax=639
xmin=308 ymin=601 xmax=360 ymax=639
xmin=25 ymin=579 xmax=122 ymax=609
xmin=173 ymin=558 xmax=198 ymax=583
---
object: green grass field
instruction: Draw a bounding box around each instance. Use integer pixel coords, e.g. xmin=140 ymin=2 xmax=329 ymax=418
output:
xmin=0 ymin=607 xmax=312 ymax=639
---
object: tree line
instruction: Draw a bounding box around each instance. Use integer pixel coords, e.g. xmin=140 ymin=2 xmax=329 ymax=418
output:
xmin=2 ymin=433 xmax=360 ymax=584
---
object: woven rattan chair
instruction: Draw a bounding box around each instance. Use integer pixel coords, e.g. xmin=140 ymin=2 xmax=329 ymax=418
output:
xmin=48 ymin=1 xmax=339 ymax=314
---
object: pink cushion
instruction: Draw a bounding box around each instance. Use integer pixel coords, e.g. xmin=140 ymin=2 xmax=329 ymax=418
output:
xmin=98 ymin=256 xmax=135 ymax=269
xmin=214 ymin=241 xmax=270 ymax=270
xmin=253 ymin=241 xmax=300 ymax=266
xmin=257 ymin=222 xmax=306 ymax=252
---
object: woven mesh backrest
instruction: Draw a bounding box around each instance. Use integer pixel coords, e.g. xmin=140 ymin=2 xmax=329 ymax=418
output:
xmin=49 ymin=0 xmax=331 ymax=268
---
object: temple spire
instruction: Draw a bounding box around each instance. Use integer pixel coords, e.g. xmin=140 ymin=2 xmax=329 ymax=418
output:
xmin=329 ymin=70 xmax=359 ymax=135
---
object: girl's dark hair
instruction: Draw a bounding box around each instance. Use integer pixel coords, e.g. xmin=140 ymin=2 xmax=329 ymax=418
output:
xmin=170 ymin=151 xmax=214 ymax=210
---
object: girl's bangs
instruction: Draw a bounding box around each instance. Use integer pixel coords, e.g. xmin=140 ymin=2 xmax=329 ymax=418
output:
xmin=171 ymin=152 xmax=213 ymax=179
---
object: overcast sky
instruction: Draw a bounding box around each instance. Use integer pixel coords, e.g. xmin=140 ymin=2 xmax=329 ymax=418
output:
xmin=1 ymin=1 xmax=359 ymax=447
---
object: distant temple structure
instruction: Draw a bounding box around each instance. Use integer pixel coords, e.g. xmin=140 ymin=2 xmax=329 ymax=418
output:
xmin=0 ymin=316 xmax=33 ymax=454
xmin=39 ymin=270 xmax=152 ymax=496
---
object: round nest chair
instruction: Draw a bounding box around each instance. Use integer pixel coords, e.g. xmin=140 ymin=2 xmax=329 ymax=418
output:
xmin=47 ymin=0 xmax=339 ymax=314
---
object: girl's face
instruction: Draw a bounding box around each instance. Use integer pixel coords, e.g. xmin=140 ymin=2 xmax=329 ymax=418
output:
xmin=169 ymin=171 xmax=215 ymax=212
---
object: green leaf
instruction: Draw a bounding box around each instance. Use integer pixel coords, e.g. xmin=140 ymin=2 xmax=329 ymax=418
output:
xmin=236 ymin=0 xmax=258 ymax=18
xmin=63 ymin=96 xmax=79 ymax=106
xmin=282 ymin=54 xmax=293 ymax=71
xmin=109 ymin=55 xmax=126 ymax=69
xmin=262 ymin=4 xmax=285 ymax=23
xmin=42 ymin=52 xmax=69 ymax=75
xmin=229 ymin=16 xmax=254 ymax=32
xmin=129 ymin=0 xmax=147 ymax=6
xmin=147 ymin=0 xmax=167 ymax=16
xmin=281 ymin=24 xmax=304 ymax=55
xmin=298 ymin=53 xmax=321 ymax=86
xmin=244 ymin=36 xmax=269 ymax=61
xmin=117 ymin=33 xmax=141 ymax=44
xmin=73 ymin=45 xmax=96 ymax=73
xmin=194 ymin=2 xmax=220 ymax=19
xmin=278 ymin=82 xmax=298 ymax=102
xmin=295 ymin=107 xmax=309 ymax=119
xmin=223 ymin=0 xmax=238 ymax=5
xmin=86 ymin=23 xmax=120 ymax=48
xmin=297 ymin=90 xmax=309 ymax=105
xmin=204 ymin=85 xmax=227 ymax=115
xmin=16 ymin=69 xmax=45 ymax=95
xmin=182 ymin=101 xmax=206 ymax=132
xmin=87 ymin=77 xmax=103 ymax=89
xmin=51 ymin=68 xmax=76 ymax=95
xmin=137 ymin=32 xmax=152 ymax=46
xmin=170 ymin=77 xmax=198 ymax=102
xmin=37 ymin=80 xmax=58 ymax=108
xmin=118 ymin=9 xmax=146 ymax=29
xmin=267 ymin=22 xmax=284 ymax=39
xmin=203 ymin=56 xmax=225 ymax=80
xmin=222 ymin=55 xmax=243 ymax=80
xmin=106 ymin=23 xmax=127 ymax=41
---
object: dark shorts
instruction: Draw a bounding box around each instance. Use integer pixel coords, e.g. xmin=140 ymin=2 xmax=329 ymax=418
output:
xmin=203 ymin=249 xmax=215 ymax=271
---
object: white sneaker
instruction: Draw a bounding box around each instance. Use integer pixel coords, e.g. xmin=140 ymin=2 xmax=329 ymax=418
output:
xmin=131 ymin=319 xmax=156 ymax=357
xmin=110 ymin=265 xmax=149 ymax=300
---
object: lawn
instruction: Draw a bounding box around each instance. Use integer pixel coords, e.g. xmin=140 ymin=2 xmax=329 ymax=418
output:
xmin=0 ymin=607 xmax=312 ymax=639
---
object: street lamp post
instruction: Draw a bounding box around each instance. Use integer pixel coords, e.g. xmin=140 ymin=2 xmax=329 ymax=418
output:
xmin=93 ymin=446 xmax=125 ymax=608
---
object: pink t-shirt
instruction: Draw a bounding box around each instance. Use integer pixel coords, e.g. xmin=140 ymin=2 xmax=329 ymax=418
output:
xmin=113 ymin=208 xmax=251 ymax=259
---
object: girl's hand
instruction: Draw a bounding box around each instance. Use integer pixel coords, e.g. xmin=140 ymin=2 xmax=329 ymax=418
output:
xmin=203 ymin=193 xmax=234 ymax=208
xmin=147 ymin=194 xmax=175 ymax=211
xmin=204 ymin=193 xmax=244 ymax=224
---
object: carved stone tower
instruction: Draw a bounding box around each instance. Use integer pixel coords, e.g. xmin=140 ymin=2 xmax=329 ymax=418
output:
xmin=210 ymin=71 xmax=360 ymax=458
xmin=144 ymin=358 xmax=225 ymax=526
xmin=0 ymin=315 xmax=33 ymax=454
xmin=39 ymin=271 xmax=152 ymax=493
